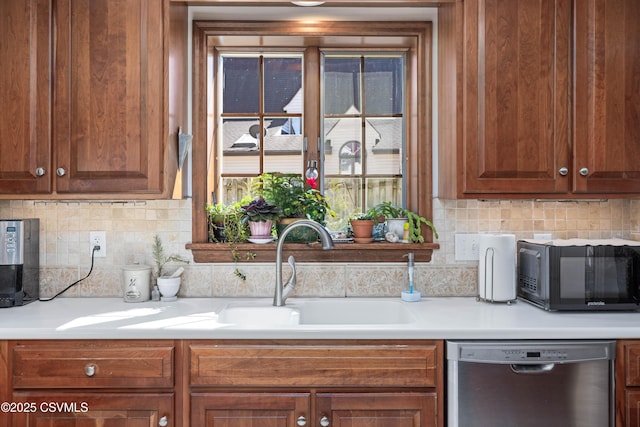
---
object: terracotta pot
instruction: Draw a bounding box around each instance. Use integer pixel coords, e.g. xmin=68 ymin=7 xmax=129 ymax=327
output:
xmin=350 ymin=219 xmax=375 ymax=243
xmin=248 ymin=220 xmax=273 ymax=237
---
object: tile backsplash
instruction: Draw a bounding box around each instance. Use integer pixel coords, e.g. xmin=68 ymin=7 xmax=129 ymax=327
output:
xmin=1 ymin=198 xmax=638 ymax=299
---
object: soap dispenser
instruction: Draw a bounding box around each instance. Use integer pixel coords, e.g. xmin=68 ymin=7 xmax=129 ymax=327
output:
xmin=401 ymin=252 xmax=421 ymax=302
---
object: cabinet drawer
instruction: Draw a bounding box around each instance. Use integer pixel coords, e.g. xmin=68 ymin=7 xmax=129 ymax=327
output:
xmin=13 ymin=340 xmax=174 ymax=389
xmin=190 ymin=341 xmax=439 ymax=388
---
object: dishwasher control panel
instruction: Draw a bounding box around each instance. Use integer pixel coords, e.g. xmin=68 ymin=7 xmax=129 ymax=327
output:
xmin=449 ymin=340 xmax=615 ymax=364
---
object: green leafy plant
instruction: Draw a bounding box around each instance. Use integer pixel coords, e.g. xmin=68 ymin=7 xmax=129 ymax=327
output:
xmin=370 ymin=202 xmax=438 ymax=243
xmin=240 ymin=197 xmax=281 ymax=224
xmin=205 ymin=201 xmax=254 ymax=280
xmin=349 ymin=211 xmax=375 ymax=221
xmin=152 ymin=235 xmax=189 ymax=278
xmin=252 ymin=173 xmax=333 ymax=225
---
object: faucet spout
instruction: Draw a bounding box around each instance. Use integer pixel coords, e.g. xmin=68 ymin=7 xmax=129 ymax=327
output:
xmin=274 ymin=219 xmax=334 ymax=306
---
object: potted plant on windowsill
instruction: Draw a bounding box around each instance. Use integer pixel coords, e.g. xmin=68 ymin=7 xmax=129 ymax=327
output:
xmin=371 ymin=201 xmax=438 ymax=243
xmin=349 ymin=212 xmax=376 ymax=243
xmin=240 ymin=197 xmax=280 ymax=240
xmin=252 ymin=172 xmax=333 ymax=242
xmin=205 ymin=200 xmax=254 ymax=280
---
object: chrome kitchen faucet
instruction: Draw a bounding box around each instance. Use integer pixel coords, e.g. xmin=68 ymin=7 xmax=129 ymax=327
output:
xmin=273 ymin=220 xmax=334 ymax=306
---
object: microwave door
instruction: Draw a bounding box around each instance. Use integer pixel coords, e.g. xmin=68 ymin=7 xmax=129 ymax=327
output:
xmin=590 ymin=246 xmax=638 ymax=304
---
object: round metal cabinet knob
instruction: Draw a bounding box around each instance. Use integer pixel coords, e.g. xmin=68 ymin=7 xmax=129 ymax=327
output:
xmin=319 ymin=415 xmax=330 ymax=426
xmin=558 ymin=167 xmax=568 ymax=176
xmin=579 ymin=167 xmax=589 ymax=176
xmin=296 ymin=415 xmax=307 ymax=426
xmin=35 ymin=167 xmax=46 ymax=177
xmin=56 ymin=167 xmax=66 ymax=177
xmin=158 ymin=416 xmax=168 ymax=426
xmin=84 ymin=364 xmax=96 ymax=377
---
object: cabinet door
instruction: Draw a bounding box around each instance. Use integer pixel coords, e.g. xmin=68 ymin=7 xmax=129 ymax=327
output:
xmin=0 ymin=0 xmax=52 ymax=194
xmin=316 ymin=393 xmax=438 ymax=427
xmin=461 ymin=0 xmax=571 ymax=195
xmin=574 ymin=0 xmax=640 ymax=194
xmin=11 ymin=393 xmax=173 ymax=427
xmin=53 ymin=0 xmax=165 ymax=194
xmin=191 ymin=393 xmax=310 ymax=427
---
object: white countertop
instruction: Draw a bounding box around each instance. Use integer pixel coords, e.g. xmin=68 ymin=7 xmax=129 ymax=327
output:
xmin=1 ymin=297 xmax=639 ymax=340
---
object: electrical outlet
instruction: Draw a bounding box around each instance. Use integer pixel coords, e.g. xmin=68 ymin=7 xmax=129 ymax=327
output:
xmin=89 ymin=231 xmax=106 ymax=257
xmin=455 ymin=233 xmax=480 ymax=261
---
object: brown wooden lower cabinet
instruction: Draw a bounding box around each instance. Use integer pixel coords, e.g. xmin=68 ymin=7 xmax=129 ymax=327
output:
xmin=2 ymin=339 xmax=443 ymax=427
xmin=10 ymin=393 xmax=173 ymax=427
xmin=188 ymin=340 xmax=443 ymax=427
xmin=191 ymin=392 xmax=310 ymax=427
xmin=617 ymin=340 xmax=640 ymax=427
xmin=5 ymin=340 xmax=176 ymax=427
xmin=317 ymin=392 xmax=437 ymax=427
xmin=191 ymin=391 xmax=436 ymax=427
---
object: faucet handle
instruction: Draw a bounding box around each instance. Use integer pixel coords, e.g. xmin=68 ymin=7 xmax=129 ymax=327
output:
xmin=282 ymin=255 xmax=297 ymax=299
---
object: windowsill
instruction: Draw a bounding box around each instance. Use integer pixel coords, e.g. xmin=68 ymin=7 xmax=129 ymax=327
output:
xmin=187 ymin=241 xmax=439 ymax=263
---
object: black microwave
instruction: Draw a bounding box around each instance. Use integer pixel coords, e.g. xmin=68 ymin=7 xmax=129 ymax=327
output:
xmin=517 ymin=239 xmax=640 ymax=311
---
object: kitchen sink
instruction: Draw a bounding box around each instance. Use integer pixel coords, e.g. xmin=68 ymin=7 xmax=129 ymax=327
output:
xmin=217 ymin=299 xmax=417 ymax=327
xmin=296 ymin=299 xmax=417 ymax=325
xmin=218 ymin=304 xmax=301 ymax=326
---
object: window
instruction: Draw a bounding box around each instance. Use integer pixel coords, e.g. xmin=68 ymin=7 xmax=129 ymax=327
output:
xmin=189 ymin=21 xmax=436 ymax=263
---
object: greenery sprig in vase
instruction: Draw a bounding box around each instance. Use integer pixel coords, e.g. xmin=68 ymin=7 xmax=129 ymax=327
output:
xmin=151 ymin=235 xmax=189 ymax=279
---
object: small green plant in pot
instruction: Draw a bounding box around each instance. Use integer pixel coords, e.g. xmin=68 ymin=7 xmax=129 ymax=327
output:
xmin=205 ymin=200 xmax=254 ymax=280
xmin=206 ymin=202 xmax=237 ymax=243
xmin=349 ymin=212 xmax=376 ymax=243
xmin=371 ymin=202 xmax=438 ymax=243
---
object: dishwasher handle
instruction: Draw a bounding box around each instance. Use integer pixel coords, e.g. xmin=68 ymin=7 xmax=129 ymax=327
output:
xmin=510 ymin=363 xmax=555 ymax=374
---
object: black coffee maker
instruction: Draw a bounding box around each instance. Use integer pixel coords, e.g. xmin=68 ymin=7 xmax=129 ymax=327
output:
xmin=0 ymin=219 xmax=39 ymax=307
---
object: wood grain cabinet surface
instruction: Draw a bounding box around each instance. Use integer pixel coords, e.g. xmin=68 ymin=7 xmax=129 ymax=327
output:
xmin=0 ymin=0 xmax=52 ymax=194
xmin=6 ymin=340 xmax=176 ymax=427
xmin=0 ymin=0 xmax=187 ymax=198
xmin=439 ymin=0 xmax=640 ymax=198
xmin=461 ymin=0 xmax=572 ymax=196
xmin=188 ymin=340 xmax=443 ymax=427
xmin=617 ymin=340 xmax=640 ymax=427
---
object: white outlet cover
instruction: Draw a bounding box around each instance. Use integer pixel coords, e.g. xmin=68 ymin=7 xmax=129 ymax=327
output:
xmin=454 ymin=233 xmax=480 ymax=261
xmin=89 ymin=231 xmax=106 ymax=257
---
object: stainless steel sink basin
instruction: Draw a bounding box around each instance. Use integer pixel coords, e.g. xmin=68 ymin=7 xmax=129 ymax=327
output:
xmin=296 ymin=299 xmax=416 ymax=325
xmin=218 ymin=304 xmax=300 ymax=326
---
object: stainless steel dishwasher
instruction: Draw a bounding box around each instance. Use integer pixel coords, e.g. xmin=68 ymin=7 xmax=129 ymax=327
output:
xmin=447 ymin=340 xmax=616 ymax=427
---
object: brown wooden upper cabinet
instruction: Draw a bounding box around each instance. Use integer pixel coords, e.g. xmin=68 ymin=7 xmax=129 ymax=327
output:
xmin=438 ymin=0 xmax=640 ymax=199
xmin=0 ymin=0 xmax=186 ymax=198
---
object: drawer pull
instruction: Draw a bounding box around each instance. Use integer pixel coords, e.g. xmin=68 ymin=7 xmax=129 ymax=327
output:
xmin=158 ymin=415 xmax=168 ymax=426
xmin=320 ymin=415 xmax=330 ymax=426
xmin=296 ymin=415 xmax=307 ymax=426
xmin=84 ymin=364 xmax=96 ymax=377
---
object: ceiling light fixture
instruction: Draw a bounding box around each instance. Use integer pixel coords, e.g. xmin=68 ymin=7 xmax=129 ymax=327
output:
xmin=291 ymin=1 xmax=326 ymax=6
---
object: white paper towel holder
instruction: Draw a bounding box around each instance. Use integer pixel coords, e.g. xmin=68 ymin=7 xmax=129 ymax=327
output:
xmin=476 ymin=246 xmax=517 ymax=305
